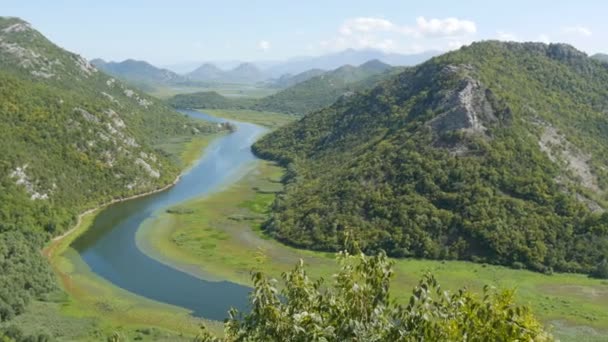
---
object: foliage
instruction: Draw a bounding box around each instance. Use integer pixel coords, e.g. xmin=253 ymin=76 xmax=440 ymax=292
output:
xmin=196 ymin=251 xmax=551 ymax=341
xmin=166 ymin=91 xmax=256 ymax=110
xmin=0 ymin=16 xmax=218 ymax=324
xmin=253 ymin=41 xmax=608 ymax=277
xmin=0 ymin=325 xmax=51 ymax=342
xmin=591 ymin=53 xmax=608 ymax=63
xmin=590 ymin=258 xmax=608 ymax=279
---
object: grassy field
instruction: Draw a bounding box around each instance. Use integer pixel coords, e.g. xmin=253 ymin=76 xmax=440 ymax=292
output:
xmin=147 ymin=84 xmax=278 ymax=100
xmin=200 ymin=109 xmax=297 ymax=129
xmin=138 ymin=160 xmax=608 ymax=341
xmin=154 ymin=132 xmax=225 ymax=170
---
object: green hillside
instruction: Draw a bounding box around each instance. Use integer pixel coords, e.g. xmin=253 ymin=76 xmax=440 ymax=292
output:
xmin=253 ymin=41 xmax=608 ymax=277
xmin=253 ymin=59 xmax=396 ymax=114
xmin=0 ymin=17 xmax=218 ymax=324
xmin=269 ymin=68 xmax=325 ymax=88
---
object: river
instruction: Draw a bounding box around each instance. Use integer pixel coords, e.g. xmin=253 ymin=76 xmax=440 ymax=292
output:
xmin=70 ymin=110 xmax=265 ymax=320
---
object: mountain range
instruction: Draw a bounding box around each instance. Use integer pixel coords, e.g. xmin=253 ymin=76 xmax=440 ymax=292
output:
xmin=253 ymin=41 xmax=608 ymax=277
xmin=91 ymin=58 xmax=188 ymax=87
xmin=167 ymin=59 xmax=402 ymax=115
xmin=99 ymin=49 xmax=438 ymax=86
xmin=187 ymin=62 xmax=267 ymax=84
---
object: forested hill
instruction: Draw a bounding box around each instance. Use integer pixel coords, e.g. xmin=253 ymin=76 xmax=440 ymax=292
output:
xmin=253 ymin=41 xmax=608 ymax=278
xmin=592 ymin=53 xmax=608 ymax=63
xmin=253 ymin=59 xmax=398 ymax=114
xmin=0 ymin=16 xmax=217 ymax=324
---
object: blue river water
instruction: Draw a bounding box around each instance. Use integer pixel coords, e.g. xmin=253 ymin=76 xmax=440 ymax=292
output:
xmin=71 ymin=110 xmax=266 ymax=320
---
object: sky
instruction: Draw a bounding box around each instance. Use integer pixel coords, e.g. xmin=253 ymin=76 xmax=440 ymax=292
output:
xmin=3 ymin=0 xmax=606 ymax=66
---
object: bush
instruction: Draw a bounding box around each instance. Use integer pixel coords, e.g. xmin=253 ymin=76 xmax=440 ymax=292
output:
xmin=195 ymin=251 xmax=551 ymax=341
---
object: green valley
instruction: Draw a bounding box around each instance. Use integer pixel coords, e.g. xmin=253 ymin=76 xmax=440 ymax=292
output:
xmin=2 ymin=3 xmax=608 ymax=341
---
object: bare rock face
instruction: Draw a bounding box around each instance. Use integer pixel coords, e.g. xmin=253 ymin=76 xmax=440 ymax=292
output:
xmin=428 ymin=66 xmax=497 ymax=135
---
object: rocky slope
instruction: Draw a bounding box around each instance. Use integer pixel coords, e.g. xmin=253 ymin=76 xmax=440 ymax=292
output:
xmin=254 ymin=41 xmax=608 ymax=276
xmin=0 ymin=16 xmax=217 ymax=323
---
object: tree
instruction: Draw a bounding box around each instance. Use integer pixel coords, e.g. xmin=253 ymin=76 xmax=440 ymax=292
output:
xmin=591 ymin=258 xmax=608 ymax=279
xmin=196 ymin=251 xmax=551 ymax=341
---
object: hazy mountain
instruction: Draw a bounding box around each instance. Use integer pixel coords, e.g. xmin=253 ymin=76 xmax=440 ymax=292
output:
xmin=91 ymin=58 xmax=188 ymax=86
xmin=254 ymin=59 xmax=399 ymax=114
xmin=264 ymin=48 xmax=438 ymax=76
xmin=187 ymin=62 xmax=268 ymax=84
xmin=187 ymin=63 xmax=224 ymax=82
xmin=592 ymin=53 xmax=608 ymax=63
xmin=166 ymin=48 xmax=438 ymax=82
xmin=269 ymin=68 xmax=326 ymax=88
xmin=253 ymin=41 xmax=608 ymax=277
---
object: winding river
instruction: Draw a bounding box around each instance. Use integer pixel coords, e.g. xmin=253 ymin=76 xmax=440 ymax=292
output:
xmin=71 ymin=110 xmax=265 ymax=320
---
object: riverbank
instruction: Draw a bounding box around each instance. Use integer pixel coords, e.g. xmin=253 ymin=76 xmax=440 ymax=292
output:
xmin=139 ymin=159 xmax=608 ymax=342
xmin=36 ymin=132 xmax=227 ymax=340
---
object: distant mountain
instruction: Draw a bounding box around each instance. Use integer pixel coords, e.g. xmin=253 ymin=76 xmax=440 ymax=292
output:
xmin=254 ymin=59 xmax=399 ymax=114
xmin=91 ymin=58 xmax=188 ymax=86
xmin=169 ymin=59 xmax=400 ymax=114
xmin=269 ymin=68 xmax=326 ymax=88
xmin=0 ymin=16 xmax=217 ymax=323
xmin=187 ymin=63 xmax=224 ymax=81
xmin=265 ymin=49 xmax=438 ymax=76
xmin=187 ymin=62 xmax=268 ymax=84
xmin=253 ymin=41 xmax=608 ymax=277
xmin=592 ymin=53 xmax=608 ymax=63
xmin=167 ymin=49 xmax=437 ymax=83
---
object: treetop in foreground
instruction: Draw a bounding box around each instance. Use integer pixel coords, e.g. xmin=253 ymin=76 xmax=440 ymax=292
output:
xmin=197 ymin=251 xmax=551 ymax=341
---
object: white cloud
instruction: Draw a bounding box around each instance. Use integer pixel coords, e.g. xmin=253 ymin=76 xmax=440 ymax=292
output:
xmin=562 ymin=26 xmax=592 ymax=36
xmin=257 ymin=40 xmax=271 ymax=51
xmin=320 ymin=16 xmax=477 ymax=54
xmin=338 ymin=16 xmax=476 ymax=38
xmin=415 ymin=17 xmax=477 ymax=37
xmin=496 ymin=31 xmax=518 ymax=41
xmin=340 ymin=17 xmax=395 ymax=36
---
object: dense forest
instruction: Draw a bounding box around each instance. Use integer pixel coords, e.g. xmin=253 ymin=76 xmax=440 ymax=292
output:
xmin=0 ymin=17 xmax=218 ymax=325
xmin=253 ymin=41 xmax=608 ymax=277
xmin=167 ymin=60 xmax=404 ymax=115
xmin=166 ymin=91 xmax=256 ymax=110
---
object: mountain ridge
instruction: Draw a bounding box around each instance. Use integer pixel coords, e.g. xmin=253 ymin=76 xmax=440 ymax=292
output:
xmin=253 ymin=40 xmax=608 ymax=277
xmin=0 ymin=16 xmax=219 ymax=323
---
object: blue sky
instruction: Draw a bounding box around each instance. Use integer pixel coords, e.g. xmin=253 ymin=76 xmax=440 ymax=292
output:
xmin=4 ymin=0 xmax=605 ymax=65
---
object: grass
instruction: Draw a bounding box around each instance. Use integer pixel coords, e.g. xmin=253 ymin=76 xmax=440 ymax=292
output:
xmin=147 ymin=84 xmax=278 ymax=100
xmin=154 ymin=132 xmax=224 ymax=170
xmin=200 ymin=109 xmax=297 ymax=129
xmin=138 ymin=160 xmax=608 ymax=342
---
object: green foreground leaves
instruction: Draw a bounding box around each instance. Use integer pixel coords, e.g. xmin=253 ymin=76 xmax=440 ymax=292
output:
xmin=197 ymin=251 xmax=551 ymax=341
